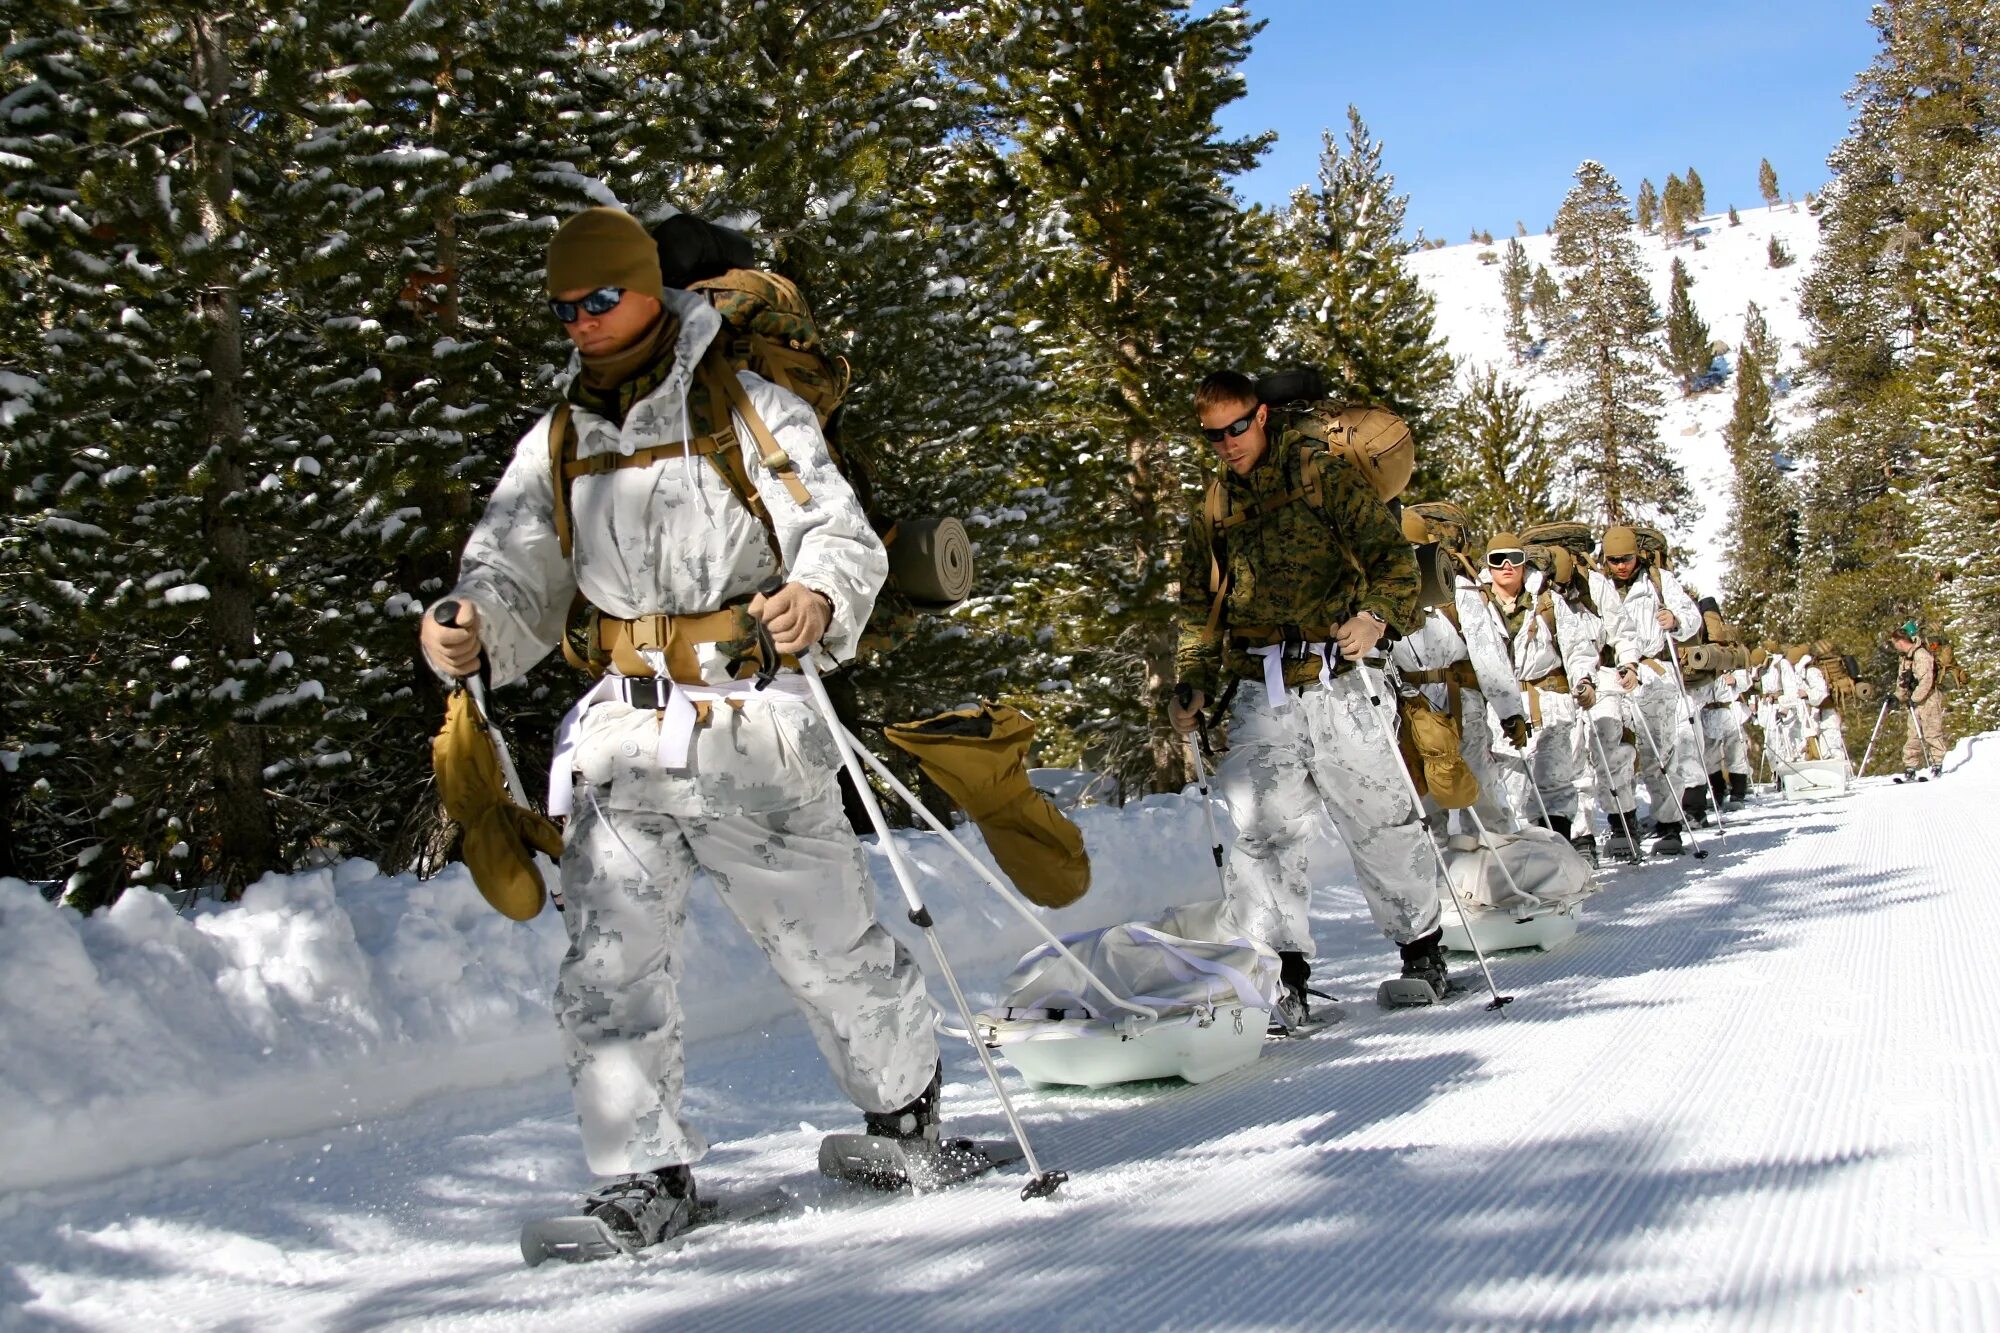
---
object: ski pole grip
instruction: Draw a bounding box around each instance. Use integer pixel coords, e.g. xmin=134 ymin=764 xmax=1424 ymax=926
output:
xmin=433 ymin=599 xmax=461 ymax=627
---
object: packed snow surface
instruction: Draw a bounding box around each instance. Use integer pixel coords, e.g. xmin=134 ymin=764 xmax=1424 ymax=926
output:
xmin=7 ymin=733 xmax=2000 ymax=1329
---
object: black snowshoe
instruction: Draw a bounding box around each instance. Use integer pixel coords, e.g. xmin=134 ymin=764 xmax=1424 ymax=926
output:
xmin=1651 ymin=820 xmax=1685 ymax=857
xmin=821 ymin=1063 xmax=1024 ymax=1193
xmin=521 ymin=1165 xmax=710 ymax=1265
xmin=1896 ymin=769 xmax=1924 ymax=784
xmin=1605 ymin=811 xmax=1645 ymax=864
xmin=1378 ymin=929 xmax=1451 ymax=1007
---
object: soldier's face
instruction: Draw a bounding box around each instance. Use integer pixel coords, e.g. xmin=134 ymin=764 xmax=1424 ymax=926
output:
xmin=554 ymin=286 xmax=664 ymax=357
xmin=1490 ymin=559 xmax=1526 ymax=597
xmin=1199 ymin=397 xmax=1268 ymax=475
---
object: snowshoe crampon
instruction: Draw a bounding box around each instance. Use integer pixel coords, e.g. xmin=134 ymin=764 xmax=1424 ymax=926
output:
xmin=817 ymin=1134 xmax=1023 ymax=1193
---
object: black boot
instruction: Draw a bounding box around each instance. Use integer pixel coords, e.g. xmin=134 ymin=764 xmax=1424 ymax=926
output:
xmin=1682 ymin=784 xmax=1710 ymax=828
xmin=1606 ymin=810 xmax=1643 ymax=862
xmin=865 ymin=1061 xmax=942 ymax=1146
xmin=582 ymin=1164 xmax=697 ymax=1249
xmin=1652 ymin=820 xmax=1685 ymax=856
xmin=1396 ymin=929 xmax=1450 ymax=1000
xmin=1728 ymin=772 xmax=1749 ymax=805
xmin=1274 ymin=950 xmax=1312 ymax=1030
xmin=1547 ymin=812 xmax=1573 ymax=840
xmin=1708 ymin=770 xmax=1728 ymax=812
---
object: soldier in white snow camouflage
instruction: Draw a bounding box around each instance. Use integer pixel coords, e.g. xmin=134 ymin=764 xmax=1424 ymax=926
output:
xmin=421 ymin=208 xmax=938 ymax=1239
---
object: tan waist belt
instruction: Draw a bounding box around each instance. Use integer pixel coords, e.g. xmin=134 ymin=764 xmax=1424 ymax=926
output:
xmin=569 ymin=607 xmax=798 ymax=682
xmin=1520 ymin=669 xmax=1570 ymax=727
xmin=1399 ymin=662 xmax=1480 ymax=690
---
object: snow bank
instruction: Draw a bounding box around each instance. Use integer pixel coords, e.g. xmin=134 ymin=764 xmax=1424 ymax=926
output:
xmin=0 ymin=789 xmax=1346 ymax=1192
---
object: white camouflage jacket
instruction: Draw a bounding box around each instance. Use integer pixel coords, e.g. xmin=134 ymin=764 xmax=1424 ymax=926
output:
xmin=1588 ymin=563 xmax=1700 ymax=666
xmin=1469 ymin=569 xmax=1602 ymax=696
xmin=444 ymin=288 xmax=887 ymax=689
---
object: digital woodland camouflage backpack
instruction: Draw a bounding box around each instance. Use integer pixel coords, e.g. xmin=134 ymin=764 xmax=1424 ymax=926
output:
xmin=1195 ymin=367 xmax=1416 ymax=632
xmin=547 ymin=214 xmax=972 ymax=674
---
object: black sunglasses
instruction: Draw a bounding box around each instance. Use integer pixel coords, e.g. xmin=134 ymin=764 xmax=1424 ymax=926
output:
xmin=549 ymin=286 xmax=627 ymax=323
xmin=1487 ymin=550 xmax=1527 ymax=568
xmin=1201 ymin=410 xmax=1259 ymax=444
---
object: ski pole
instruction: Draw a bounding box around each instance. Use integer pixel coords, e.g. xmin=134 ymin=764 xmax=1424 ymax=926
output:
xmin=1857 ymin=698 xmax=1892 ymax=776
xmin=1351 ymin=656 xmax=1514 ymax=1012
xmin=798 ymin=655 xmax=1065 ymax=1202
xmin=1174 ymin=684 xmax=1229 ymax=895
xmin=834 ymin=722 xmax=1160 ymax=1030
xmin=1582 ymin=696 xmax=1643 ymax=865
xmin=1623 ymin=685 xmax=1710 ymax=860
xmin=1905 ymin=694 xmax=1934 ymax=773
xmin=1662 ymin=649 xmax=1727 ymax=834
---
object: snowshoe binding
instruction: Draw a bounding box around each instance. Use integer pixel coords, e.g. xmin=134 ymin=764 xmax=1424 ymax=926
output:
xmin=1378 ymin=929 xmax=1452 ymax=1007
xmin=1569 ymin=832 xmax=1600 ymax=869
xmin=820 ymin=1063 xmax=1023 ymax=1193
xmin=1604 ymin=811 xmax=1645 ymax=864
xmin=1267 ymin=952 xmax=1340 ymax=1036
xmin=521 ymin=1165 xmax=703 ymax=1266
xmin=1651 ymin=821 xmax=1685 ymax=857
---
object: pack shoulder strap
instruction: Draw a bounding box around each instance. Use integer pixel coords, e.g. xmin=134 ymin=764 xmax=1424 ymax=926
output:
xmin=548 ymin=403 xmax=576 ymax=559
xmin=702 ymin=350 xmax=812 ymax=509
xmin=1203 ymin=476 xmax=1231 ymax=637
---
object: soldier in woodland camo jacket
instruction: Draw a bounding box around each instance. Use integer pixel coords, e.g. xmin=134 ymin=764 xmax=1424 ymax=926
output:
xmin=1171 ymin=371 xmax=1452 ymax=1021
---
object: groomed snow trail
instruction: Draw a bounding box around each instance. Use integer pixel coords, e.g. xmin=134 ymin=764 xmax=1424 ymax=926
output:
xmin=7 ymin=742 xmax=2000 ymax=1331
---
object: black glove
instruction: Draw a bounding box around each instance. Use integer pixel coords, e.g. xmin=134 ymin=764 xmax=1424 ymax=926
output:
xmin=1900 ymin=669 xmax=1919 ymax=693
xmin=1501 ymin=714 xmax=1531 ymax=748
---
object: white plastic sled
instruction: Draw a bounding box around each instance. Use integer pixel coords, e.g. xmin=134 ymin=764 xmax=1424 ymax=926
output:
xmin=978 ymin=901 xmax=1279 ymax=1089
xmin=1437 ymin=826 xmax=1595 ymax=955
xmin=1780 ymin=757 xmax=1848 ymax=799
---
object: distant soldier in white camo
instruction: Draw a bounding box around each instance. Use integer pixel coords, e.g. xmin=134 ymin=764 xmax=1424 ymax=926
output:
xmin=419 ymin=208 xmax=939 ymax=1249
xmin=1590 ymin=525 xmax=1704 ymax=857
xmin=1757 ymin=648 xmax=1810 ymax=766
xmin=1686 ymin=598 xmax=1753 ymax=809
xmin=1466 ymin=533 xmax=1605 ymax=846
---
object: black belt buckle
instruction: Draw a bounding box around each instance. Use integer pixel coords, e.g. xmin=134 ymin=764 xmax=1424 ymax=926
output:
xmin=626 ymin=676 xmax=671 ymax=711
xmin=1280 ymin=623 xmax=1308 ymax=665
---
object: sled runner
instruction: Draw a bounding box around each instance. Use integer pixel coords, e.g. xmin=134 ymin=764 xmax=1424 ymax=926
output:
xmin=977 ymin=901 xmax=1280 ymax=1089
xmin=1780 ymin=757 xmax=1847 ymax=800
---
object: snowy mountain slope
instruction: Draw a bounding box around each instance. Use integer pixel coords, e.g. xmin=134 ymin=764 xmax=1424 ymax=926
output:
xmin=1408 ymin=203 xmax=1823 ymax=598
xmin=7 ymin=738 xmax=1998 ymax=1330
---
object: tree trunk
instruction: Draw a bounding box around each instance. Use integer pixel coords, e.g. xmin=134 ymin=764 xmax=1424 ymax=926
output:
xmin=192 ymin=14 xmax=275 ymax=895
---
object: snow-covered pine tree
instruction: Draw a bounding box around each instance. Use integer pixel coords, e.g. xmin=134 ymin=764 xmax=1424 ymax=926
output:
xmin=1501 ymin=237 xmax=1534 ymax=359
xmin=1636 ymin=178 xmax=1659 ymax=232
xmin=1792 ymin=0 xmax=2000 ymax=658
xmin=1274 ymin=106 xmax=1454 ymax=478
xmin=0 ymin=4 xmax=336 ymax=902
xmin=1759 ymin=158 xmax=1781 ymax=207
xmin=1547 ymin=161 xmax=1687 ymax=526
xmin=1433 ymin=365 xmax=1574 ymax=534
xmin=1663 ymin=257 xmax=1714 ymax=393
xmin=1720 ymin=345 xmax=1800 ymax=641
xmin=1910 ymin=142 xmax=2000 ymax=727
xmin=946 ymin=0 xmax=1273 ymax=794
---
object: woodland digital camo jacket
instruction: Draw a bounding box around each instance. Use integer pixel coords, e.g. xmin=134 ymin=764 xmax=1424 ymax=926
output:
xmin=1176 ymin=431 xmax=1422 ymax=697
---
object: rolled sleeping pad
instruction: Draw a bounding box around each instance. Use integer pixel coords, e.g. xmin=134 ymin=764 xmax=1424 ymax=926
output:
xmin=1255 ymin=366 xmax=1329 ymax=406
xmin=1413 ymin=541 xmax=1457 ymax=610
xmin=887 ymin=515 xmax=974 ymax=607
xmin=653 ymin=212 xmax=759 ymax=290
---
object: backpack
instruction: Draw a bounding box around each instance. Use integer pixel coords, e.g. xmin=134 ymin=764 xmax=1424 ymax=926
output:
xmin=1257 ymin=368 xmax=1416 ymax=503
xmin=1930 ymin=639 xmax=1970 ymax=690
xmin=1631 ymin=524 xmax=1671 ymax=568
xmin=1520 ymin=521 xmax=1595 ymax=567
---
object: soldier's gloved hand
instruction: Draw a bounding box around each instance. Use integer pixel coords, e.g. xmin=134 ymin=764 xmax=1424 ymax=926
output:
xmin=1169 ymin=687 xmax=1206 ymax=735
xmin=422 ymin=600 xmax=483 ymax=678
xmin=1334 ymin=611 xmax=1387 ymax=661
xmin=1657 ymin=608 xmax=1677 ymax=631
xmin=1575 ymin=679 xmax=1597 ymax=709
xmin=1502 ymin=714 xmax=1531 ymax=748
xmin=750 ymin=581 xmax=833 ymax=655
xmin=1616 ymin=663 xmax=1640 ymax=691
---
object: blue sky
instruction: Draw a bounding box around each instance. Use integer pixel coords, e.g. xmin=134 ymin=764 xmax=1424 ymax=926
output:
xmin=1210 ymin=1 xmax=1881 ymax=240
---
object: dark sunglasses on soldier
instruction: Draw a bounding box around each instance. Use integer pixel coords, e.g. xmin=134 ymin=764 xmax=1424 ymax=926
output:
xmin=1201 ymin=410 xmax=1258 ymax=444
xmin=1487 ymin=549 xmax=1527 ymax=568
xmin=549 ymin=286 xmax=627 ymax=324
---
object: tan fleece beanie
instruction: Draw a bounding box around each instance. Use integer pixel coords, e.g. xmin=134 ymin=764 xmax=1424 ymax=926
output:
xmin=1601 ymin=525 xmax=1639 ymax=559
xmin=545 ymin=208 xmax=663 ymax=301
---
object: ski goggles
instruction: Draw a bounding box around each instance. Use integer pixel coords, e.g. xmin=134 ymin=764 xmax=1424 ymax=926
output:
xmin=1486 ymin=549 xmax=1527 ymax=568
xmin=549 ymin=286 xmax=627 ymax=323
xmin=1201 ymin=410 xmax=1258 ymax=444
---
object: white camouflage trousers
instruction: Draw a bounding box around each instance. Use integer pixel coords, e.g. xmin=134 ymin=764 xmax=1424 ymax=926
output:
xmin=556 ymin=770 xmax=937 ymax=1176
xmin=1575 ymin=671 xmax=1639 ymax=820
xmin=1214 ymin=669 xmax=1444 ymax=952
xmin=1513 ymin=687 xmax=1583 ymax=823
xmin=1699 ymin=705 xmax=1750 ymax=779
xmin=1622 ymin=665 xmax=1702 ymax=819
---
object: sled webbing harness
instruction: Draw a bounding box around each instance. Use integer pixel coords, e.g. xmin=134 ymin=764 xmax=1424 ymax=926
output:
xmin=1200 ymin=442 xmax=1368 ymax=640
